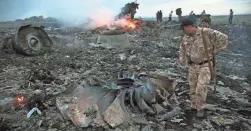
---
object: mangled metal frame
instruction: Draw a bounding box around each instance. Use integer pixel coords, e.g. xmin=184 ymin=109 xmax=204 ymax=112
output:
xmin=56 ymin=70 xmax=181 ymax=127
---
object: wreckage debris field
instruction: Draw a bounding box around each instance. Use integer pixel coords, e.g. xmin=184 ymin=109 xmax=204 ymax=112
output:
xmin=0 ymin=21 xmax=251 ymax=131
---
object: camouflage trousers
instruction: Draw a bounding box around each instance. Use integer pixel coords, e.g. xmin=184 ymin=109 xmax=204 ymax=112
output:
xmin=188 ymin=63 xmax=211 ymax=110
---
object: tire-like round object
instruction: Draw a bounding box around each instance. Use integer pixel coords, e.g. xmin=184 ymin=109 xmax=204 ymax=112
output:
xmin=13 ymin=24 xmax=53 ymax=56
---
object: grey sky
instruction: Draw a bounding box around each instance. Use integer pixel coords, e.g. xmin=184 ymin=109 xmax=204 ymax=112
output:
xmin=0 ymin=0 xmax=250 ymax=22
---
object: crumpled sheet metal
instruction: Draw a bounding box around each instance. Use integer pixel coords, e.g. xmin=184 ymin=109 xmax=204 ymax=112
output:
xmin=56 ymin=96 xmax=97 ymax=127
xmin=56 ymin=74 xmax=180 ymax=127
xmin=56 ymin=83 xmax=126 ymax=127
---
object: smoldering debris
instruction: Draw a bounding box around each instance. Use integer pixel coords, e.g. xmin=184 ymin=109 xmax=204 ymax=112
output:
xmin=0 ymin=17 xmax=251 ymax=131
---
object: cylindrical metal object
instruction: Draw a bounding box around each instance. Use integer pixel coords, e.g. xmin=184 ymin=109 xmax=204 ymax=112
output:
xmin=97 ymin=30 xmax=131 ymax=48
xmin=13 ymin=24 xmax=53 ymax=56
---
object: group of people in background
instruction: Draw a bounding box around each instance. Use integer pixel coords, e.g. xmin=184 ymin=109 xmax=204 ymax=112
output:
xmin=156 ymin=9 xmax=234 ymax=25
xmin=156 ymin=10 xmax=163 ymax=22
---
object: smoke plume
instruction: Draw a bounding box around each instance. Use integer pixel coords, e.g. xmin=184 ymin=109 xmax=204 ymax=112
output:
xmin=0 ymin=0 xmax=136 ymax=29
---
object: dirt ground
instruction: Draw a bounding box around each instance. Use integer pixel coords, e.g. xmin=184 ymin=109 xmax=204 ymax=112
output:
xmin=0 ymin=20 xmax=251 ymax=131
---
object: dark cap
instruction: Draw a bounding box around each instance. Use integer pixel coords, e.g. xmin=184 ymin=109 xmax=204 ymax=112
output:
xmin=180 ymin=18 xmax=194 ymax=29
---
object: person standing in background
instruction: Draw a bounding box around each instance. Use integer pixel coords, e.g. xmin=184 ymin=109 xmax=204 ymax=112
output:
xmin=159 ymin=10 xmax=163 ymax=22
xmin=229 ymin=9 xmax=234 ymax=24
xmin=169 ymin=11 xmax=173 ymax=21
xmin=156 ymin=11 xmax=160 ymax=22
xmin=189 ymin=11 xmax=194 ymax=16
xmin=201 ymin=18 xmax=210 ymax=28
xmin=201 ymin=10 xmax=206 ymax=15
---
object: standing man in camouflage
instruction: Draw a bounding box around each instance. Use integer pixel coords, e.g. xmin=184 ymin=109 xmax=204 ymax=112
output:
xmin=179 ymin=19 xmax=228 ymax=117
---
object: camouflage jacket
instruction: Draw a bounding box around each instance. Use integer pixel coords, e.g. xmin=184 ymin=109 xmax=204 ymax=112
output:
xmin=179 ymin=27 xmax=228 ymax=64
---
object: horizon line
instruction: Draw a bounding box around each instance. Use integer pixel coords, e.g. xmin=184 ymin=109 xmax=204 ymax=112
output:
xmin=137 ymin=14 xmax=251 ymax=18
xmin=0 ymin=14 xmax=251 ymax=22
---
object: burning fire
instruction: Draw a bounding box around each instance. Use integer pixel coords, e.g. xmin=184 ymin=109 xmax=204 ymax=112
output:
xmin=115 ymin=15 xmax=141 ymax=31
xmin=16 ymin=96 xmax=25 ymax=104
xmin=124 ymin=15 xmax=136 ymax=30
xmin=86 ymin=6 xmax=141 ymax=31
xmin=127 ymin=22 xmax=136 ymax=29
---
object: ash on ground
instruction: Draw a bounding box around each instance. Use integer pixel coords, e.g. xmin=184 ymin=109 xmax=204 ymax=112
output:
xmin=0 ymin=21 xmax=251 ymax=131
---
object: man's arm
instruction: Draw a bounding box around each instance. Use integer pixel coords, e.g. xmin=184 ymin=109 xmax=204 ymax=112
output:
xmin=179 ymin=39 xmax=186 ymax=59
xmin=179 ymin=38 xmax=186 ymax=64
xmin=207 ymin=29 xmax=228 ymax=54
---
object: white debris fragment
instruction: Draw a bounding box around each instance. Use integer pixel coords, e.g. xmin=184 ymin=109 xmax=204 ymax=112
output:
xmin=217 ymin=81 xmax=224 ymax=86
xmin=180 ymin=123 xmax=187 ymax=126
xmin=170 ymin=118 xmax=183 ymax=123
xmin=27 ymin=107 xmax=42 ymax=118
xmin=118 ymin=53 xmax=127 ymax=61
xmin=65 ymin=55 xmax=70 ymax=58
xmin=173 ymin=36 xmax=181 ymax=40
xmin=127 ymin=55 xmax=136 ymax=61
xmin=226 ymin=75 xmax=246 ymax=81
xmin=89 ymin=42 xmax=100 ymax=47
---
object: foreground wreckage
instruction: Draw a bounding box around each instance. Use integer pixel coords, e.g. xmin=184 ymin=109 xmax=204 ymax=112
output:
xmin=56 ymin=71 xmax=182 ymax=128
xmin=0 ymin=25 xmax=53 ymax=56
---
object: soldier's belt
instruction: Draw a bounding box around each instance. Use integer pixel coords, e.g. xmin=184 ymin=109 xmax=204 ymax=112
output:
xmin=189 ymin=59 xmax=212 ymax=65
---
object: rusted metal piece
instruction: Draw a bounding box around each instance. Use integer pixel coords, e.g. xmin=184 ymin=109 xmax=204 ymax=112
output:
xmin=1 ymin=24 xmax=53 ymax=56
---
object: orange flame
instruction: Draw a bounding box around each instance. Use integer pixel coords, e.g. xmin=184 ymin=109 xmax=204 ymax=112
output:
xmin=127 ymin=22 xmax=136 ymax=29
xmin=16 ymin=96 xmax=24 ymax=104
xmin=115 ymin=15 xmax=140 ymax=31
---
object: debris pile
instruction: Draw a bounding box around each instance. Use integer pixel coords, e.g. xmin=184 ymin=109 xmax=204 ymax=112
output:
xmin=0 ymin=19 xmax=251 ymax=130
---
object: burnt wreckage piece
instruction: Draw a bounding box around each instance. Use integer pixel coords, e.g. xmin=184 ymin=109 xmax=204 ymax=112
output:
xmin=107 ymin=71 xmax=181 ymax=119
xmin=57 ymin=70 xmax=182 ymax=127
xmin=1 ymin=24 xmax=53 ymax=56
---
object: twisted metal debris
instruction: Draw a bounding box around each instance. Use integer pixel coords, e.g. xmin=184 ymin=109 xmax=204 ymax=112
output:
xmin=56 ymin=70 xmax=182 ymax=127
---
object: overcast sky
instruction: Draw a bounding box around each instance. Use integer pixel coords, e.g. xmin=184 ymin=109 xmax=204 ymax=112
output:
xmin=0 ymin=0 xmax=250 ymax=21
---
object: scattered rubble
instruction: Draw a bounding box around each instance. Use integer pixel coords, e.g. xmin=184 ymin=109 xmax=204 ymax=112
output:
xmin=0 ymin=20 xmax=250 ymax=131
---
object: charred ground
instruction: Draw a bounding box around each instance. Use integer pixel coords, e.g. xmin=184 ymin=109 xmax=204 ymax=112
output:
xmin=0 ymin=17 xmax=251 ymax=131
